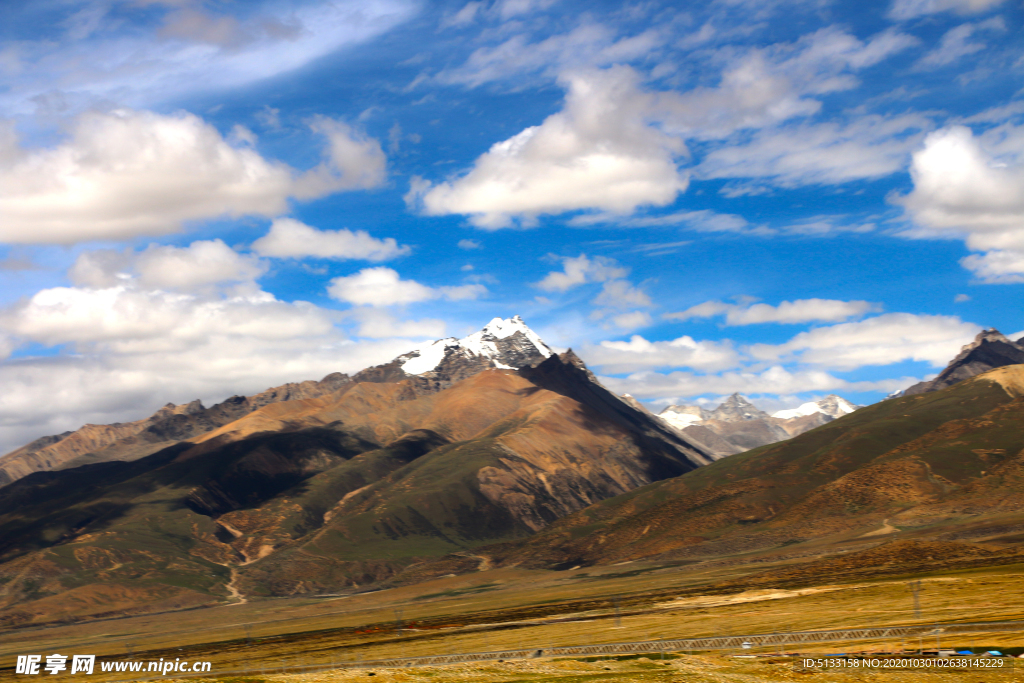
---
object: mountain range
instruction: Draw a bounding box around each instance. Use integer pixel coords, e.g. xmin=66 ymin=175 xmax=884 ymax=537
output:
xmin=657 ymin=394 xmax=859 ymax=457
xmin=4 ymin=319 xmax=1024 ymax=626
xmin=468 ymin=361 xmax=1024 ymax=577
xmin=0 ymin=317 xmax=713 ymax=624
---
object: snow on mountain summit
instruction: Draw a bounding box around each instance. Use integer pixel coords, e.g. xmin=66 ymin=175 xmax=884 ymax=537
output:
xmin=398 ymin=315 xmax=553 ymax=376
xmin=771 ymin=395 xmax=858 ymax=419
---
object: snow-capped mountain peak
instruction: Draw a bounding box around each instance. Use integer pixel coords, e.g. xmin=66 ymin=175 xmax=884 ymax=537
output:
xmin=771 ymin=395 xmax=859 ymax=420
xmin=398 ymin=315 xmax=553 ymax=376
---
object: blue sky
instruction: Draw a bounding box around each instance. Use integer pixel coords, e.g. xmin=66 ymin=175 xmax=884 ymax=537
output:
xmin=0 ymin=0 xmax=1022 ymax=451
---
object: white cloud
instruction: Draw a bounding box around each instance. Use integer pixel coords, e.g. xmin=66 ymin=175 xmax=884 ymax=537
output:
xmin=960 ymin=250 xmax=1024 ymax=283
xmin=889 ymin=0 xmax=1004 ymax=19
xmin=457 ymin=239 xmax=482 ymax=250
xmin=292 ymin=117 xmax=388 ymax=197
xmin=440 ymin=283 xmax=489 ymax=301
xmin=748 ymin=313 xmax=980 ymax=370
xmin=327 ymin=267 xmax=487 ymax=306
xmin=0 ymin=318 xmax=425 ymax=455
xmin=0 ymin=242 xmax=458 ymax=454
xmin=494 ymin=0 xmax=559 ymax=19
xmin=0 ymin=1 xmax=418 ymax=118
xmin=657 ymin=28 xmax=918 ymax=141
xmin=915 ymin=18 xmax=1004 ymax=69
xmin=899 ymin=125 xmax=1024 ymax=279
xmin=577 ymin=311 xmax=980 ymax=405
xmin=344 ymin=307 xmax=447 ymax=339
xmin=597 ymin=366 xmax=911 ymax=402
xmin=585 ymin=334 xmax=741 ymax=374
xmin=666 ymin=298 xmax=881 ymax=325
xmin=697 ymin=114 xmax=932 ymax=186
xmin=135 ymin=240 xmax=266 ymax=291
xmin=418 ymin=27 xmax=918 ymax=227
xmin=441 ymin=2 xmax=483 ymax=28
xmin=593 ymin=279 xmax=652 ymax=309
xmin=416 ymin=67 xmax=688 ymax=228
xmin=68 ymin=239 xmax=266 ymax=292
xmin=327 ymin=267 xmax=436 ymax=306
xmin=570 ymin=209 xmax=758 ymax=233
xmin=436 ymin=22 xmax=665 ymax=88
xmin=251 ymin=218 xmax=409 ymax=261
xmin=0 ymin=110 xmax=290 ymax=244
xmin=535 ymin=254 xmax=628 ymax=292
xmin=6 ymin=286 xmax=334 ymax=349
xmin=0 ymin=110 xmax=387 ymax=245
xmin=609 ymin=311 xmax=653 ymax=330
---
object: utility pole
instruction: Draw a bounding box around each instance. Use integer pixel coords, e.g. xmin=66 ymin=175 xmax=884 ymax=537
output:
xmin=908 ymin=581 xmax=922 ymax=619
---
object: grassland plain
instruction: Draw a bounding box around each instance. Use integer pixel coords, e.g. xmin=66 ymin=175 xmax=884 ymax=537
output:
xmin=2 ymin=558 xmax=1024 ymax=683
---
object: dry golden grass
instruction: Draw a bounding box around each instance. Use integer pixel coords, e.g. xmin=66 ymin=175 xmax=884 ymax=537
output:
xmin=2 ymin=559 xmax=1024 ymax=683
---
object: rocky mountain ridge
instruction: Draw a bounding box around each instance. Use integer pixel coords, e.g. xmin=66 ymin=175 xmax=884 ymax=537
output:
xmin=657 ymin=393 xmax=860 ymax=457
xmin=462 ymin=362 xmax=1024 ymax=575
xmin=0 ymin=316 xmax=556 ymax=489
xmin=0 ymin=316 xmax=716 ymax=623
xmin=901 ymin=328 xmax=1024 ymax=396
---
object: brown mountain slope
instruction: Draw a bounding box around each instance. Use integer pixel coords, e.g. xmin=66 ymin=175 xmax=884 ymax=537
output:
xmin=903 ymin=328 xmax=1024 ymax=395
xmin=0 ymin=373 xmax=352 ymax=487
xmin=463 ymin=364 xmax=1024 ymax=573
xmin=0 ymin=352 xmax=710 ymax=621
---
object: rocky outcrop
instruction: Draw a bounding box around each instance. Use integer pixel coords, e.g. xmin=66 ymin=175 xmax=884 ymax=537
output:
xmin=657 ymin=393 xmax=859 ymax=458
xmin=0 ymin=373 xmax=353 ymax=489
xmin=902 ymin=329 xmax=1024 ymax=396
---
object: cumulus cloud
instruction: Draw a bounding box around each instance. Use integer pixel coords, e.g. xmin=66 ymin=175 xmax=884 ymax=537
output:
xmin=136 ymin=241 xmax=267 ymax=291
xmin=252 ymin=218 xmax=409 ymax=261
xmin=593 ymin=280 xmax=652 ymax=309
xmin=7 ymin=286 xmax=333 ymax=349
xmin=414 ymin=66 xmax=688 ymax=228
xmin=585 ymin=334 xmax=741 ymax=374
xmin=327 ymin=267 xmax=487 ymax=306
xmin=608 ymin=311 xmax=653 ymax=330
xmin=658 ymin=28 xmax=918 ymax=141
xmin=666 ymin=298 xmax=881 ymax=325
xmin=0 ymin=110 xmax=387 ymax=245
xmin=0 ymin=237 xmax=463 ymax=453
xmin=889 ymin=0 xmax=1004 ymax=19
xmin=960 ymin=250 xmax=1024 ymax=283
xmin=457 ymin=239 xmax=482 ymax=250
xmin=292 ymin=117 xmax=388 ymax=197
xmin=535 ymin=254 xmax=628 ymax=292
xmin=748 ymin=313 xmax=980 ymax=370
xmin=0 ymin=319 xmax=426 ymax=455
xmin=344 ymin=307 xmax=447 ymax=339
xmin=67 ymin=239 xmax=266 ymax=292
xmin=417 ymin=27 xmax=919 ymax=227
xmin=899 ymin=125 xmax=1024 ymax=279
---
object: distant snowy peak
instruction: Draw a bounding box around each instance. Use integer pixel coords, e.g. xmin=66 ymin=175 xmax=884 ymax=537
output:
xmin=659 ymin=410 xmax=706 ymax=431
xmin=772 ymin=395 xmax=859 ymax=420
xmin=398 ymin=315 xmax=553 ymax=376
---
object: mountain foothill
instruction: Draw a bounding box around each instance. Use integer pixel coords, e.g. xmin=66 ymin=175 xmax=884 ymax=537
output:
xmin=2 ymin=319 xmax=1024 ymax=626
